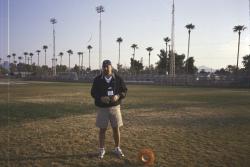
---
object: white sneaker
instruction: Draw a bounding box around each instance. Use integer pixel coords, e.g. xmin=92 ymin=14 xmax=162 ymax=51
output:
xmin=98 ymin=148 xmax=105 ymax=159
xmin=114 ymin=147 xmax=125 ymax=157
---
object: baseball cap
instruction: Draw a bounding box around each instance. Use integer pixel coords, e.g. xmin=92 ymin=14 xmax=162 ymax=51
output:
xmin=102 ymin=60 xmax=112 ymax=67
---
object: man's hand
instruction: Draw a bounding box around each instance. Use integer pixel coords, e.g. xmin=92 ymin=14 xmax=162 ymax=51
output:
xmin=110 ymin=95 xmax=120 ymax=103
xmin=101 ymin=96 xmax=110 ymax=104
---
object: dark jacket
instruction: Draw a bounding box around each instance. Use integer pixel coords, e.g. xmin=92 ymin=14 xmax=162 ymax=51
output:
xmin=91 ymin=73 xmax=128 ymax=108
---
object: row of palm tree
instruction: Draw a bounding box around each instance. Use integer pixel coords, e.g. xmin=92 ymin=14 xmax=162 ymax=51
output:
xmin=4 ymin=24 xmax=246 ymax=72
xmin=6 ymin=44 xmax=94 ymax=70
xmin=1 ymin=22 xmax=197 ymax=72
xmin=116 ymin=40 xmax=154 ymax=68
xmin=53 ymin=45 xmax=93 ymax=70
xmin=182 ymin=23 xmax=246 ymax=74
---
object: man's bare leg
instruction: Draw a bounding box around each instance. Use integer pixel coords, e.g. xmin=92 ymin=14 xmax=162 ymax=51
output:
xmin=99 ymin=128 xmax=107 ymax=148
xmin=112 ymin=127 xmax=120 ymax=147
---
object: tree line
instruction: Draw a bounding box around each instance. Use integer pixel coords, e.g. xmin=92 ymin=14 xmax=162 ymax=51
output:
xmin=0 ymin=24 xmax=249 ymax=76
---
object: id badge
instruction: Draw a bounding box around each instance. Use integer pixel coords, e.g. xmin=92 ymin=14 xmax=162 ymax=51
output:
xmin=107 ymin=90 xmax=114 ymax=96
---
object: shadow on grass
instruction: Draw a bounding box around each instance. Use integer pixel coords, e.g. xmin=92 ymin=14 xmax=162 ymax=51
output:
xmin=0 ymin=101 xmax=209 ymax=127
xmin=134 ymin=113 xmax=250 ymax=128
xmin=123 ymin=102 xmax=204 ymax=111
xmin=0 ymin=102 xmax=96 ymax=127
xmin=0 ymin=152 xmax=136 ymax=167
xmin=0 ymin=152 xmax=98 ymax=161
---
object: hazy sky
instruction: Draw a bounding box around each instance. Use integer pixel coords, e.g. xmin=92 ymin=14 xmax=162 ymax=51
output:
xmin=0 ymin=0 xmax=249 ymax=70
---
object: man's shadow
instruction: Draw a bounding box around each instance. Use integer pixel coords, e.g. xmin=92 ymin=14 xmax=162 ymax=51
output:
xmin=0 ymin=152 xmax=98 ymax=161
xmin=0 ymin=151 xmax=135 ymax=166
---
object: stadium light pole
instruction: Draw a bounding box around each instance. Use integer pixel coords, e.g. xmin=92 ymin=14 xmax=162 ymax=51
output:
xmin=96 ymin=5 xmax=104 ymax=70
xmin=249 ymin=0 xmax=250 ymax=54
xmin=170 ymin=0 xmax=175 ymax=78
xmin=50 ymin=18 xmax=57 ymax=76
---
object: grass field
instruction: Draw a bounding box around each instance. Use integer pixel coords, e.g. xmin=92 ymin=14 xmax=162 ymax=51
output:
xmin=0 ymin=80 xmax=250 ymax=167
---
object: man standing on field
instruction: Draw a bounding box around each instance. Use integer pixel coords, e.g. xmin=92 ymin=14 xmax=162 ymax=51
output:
xmin=91 ymin=60 xmax=128 ymax=159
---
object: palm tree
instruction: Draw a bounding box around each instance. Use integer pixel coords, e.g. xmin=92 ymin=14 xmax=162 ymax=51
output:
xmin=27 ymin=57 xmax=30 ymax=65
xmin=116 ymin=37 xmax=123 ymax=66
xmin=233 ymin=25 xmax=247 ymax=71
xmin=81 ymin=52 xmax=84 ymax=71
xmin=43 ymin=45 xmax=48 ymax=66
xmin=67 ymin=49 xmax=73 ymax=70
xmin=87 ymin=45 xmax=93 ymax=69
xmin=185 ymin=23 xmax=195 ymax=73
xmin=77 ymin=52 xmax=83 ymax=73
xmin=18 ymin=56 xmax=22 ymax=64
xmin=58 ymin=52 xmax=63 ymax=66
xmin=77 ymin=52 xmax=83 ymax=68
xmin=7 ymin=55 xmax=11 ymax=64
xmin=23 ymin=52 xmax=28 ymax=64
xmin=164 ymin=37 xmax=171 ymax=74
xmin=163 ymin=37 xmax=171 ymax=58
xmin=29 ymin=53 xmax=33 ymax=65
xmin=50 ymin=18 xmax=57 ymax=76
xmin=131 ymin=44 xmax=138 ymax=59
xmin=12 ymin=53 xmax=16 ymax=64
xmin=36 ymin=50 xmax=41 ymax=66
xmin=146 ymin=47 xmax=153 ymax=67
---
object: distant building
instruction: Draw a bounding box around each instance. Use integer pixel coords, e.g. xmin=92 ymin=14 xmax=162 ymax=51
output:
xmin=198 ymin=66 xmax=215 ymax=73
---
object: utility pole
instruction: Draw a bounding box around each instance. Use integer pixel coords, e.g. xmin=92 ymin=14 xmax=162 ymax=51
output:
xmin=170 ymin=0 xmax=175 ymax=77
xmin=96 ymin=5 xmax=104 ymax=70
xmin=249 ymin=0 xmax=250 ymax=54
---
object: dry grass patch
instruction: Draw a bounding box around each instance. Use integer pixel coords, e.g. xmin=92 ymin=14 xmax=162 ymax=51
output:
xmin=0 ymin=81 xmax=250 ymax=166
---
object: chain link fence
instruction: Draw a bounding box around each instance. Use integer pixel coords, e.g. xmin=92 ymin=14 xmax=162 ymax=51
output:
xmin=17 ymin=72 xmax=250 ymax=88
